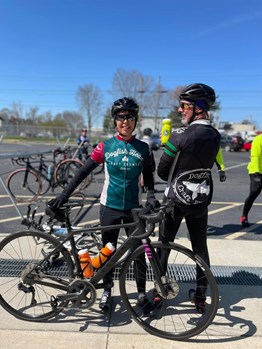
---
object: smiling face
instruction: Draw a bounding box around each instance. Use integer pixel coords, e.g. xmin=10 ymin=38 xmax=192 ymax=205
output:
xmin=178 ymin=100 xmax=195 ymax=125
xmin=115 ymin=111 xmax=136 ymax=139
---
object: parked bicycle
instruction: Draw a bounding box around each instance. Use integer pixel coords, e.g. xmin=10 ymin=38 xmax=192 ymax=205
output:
xmin=72 ymin=141 xmax=104 ymax=176
xmin=21 ymin=198 xmax=128 ymax=265
xmin=0 ymin=199 xmax=218 ymax=340
xmin=6 ymin=147 xmax=90 ymax=203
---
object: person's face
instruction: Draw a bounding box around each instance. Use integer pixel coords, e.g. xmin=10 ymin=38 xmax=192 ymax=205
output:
xmin=115 ymin=111 xmax=136 ymax=139
xmin=178 ymin=100 xmax=196 ymax=125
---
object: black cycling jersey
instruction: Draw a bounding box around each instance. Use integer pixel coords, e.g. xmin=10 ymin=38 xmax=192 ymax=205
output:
xmin=158 ymin=120 xmax=221 ymax=206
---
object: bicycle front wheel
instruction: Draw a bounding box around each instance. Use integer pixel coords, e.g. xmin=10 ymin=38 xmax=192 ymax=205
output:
xmin=0 ymin=230 xmax=74 ymax=322
xmin=7 ymin=169 xmax=42 ymax=202
xmin=54 ymin=159 xmax=91 ymax=190
xmin=119 ymin=241 xmax=219 ymax=340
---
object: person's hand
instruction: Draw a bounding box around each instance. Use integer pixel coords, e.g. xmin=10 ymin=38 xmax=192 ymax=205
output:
xmin=218 ymin=170 xmax=226 ymax=182
xmin=253 ymin=173 xmax=262 ymax=189
xmin=145 ymin=190 xmax=160 ymax=210
xmin=47 ymin=193 xmax=68 ymax=209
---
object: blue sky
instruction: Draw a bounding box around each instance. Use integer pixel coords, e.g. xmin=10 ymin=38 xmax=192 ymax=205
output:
xmin=0 ymin=0 xmax=262 ymax=129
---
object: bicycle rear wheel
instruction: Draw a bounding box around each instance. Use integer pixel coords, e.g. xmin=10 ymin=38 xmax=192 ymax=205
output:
xmin=0 ymin=230 xmax=74 ymax=322
xmin=6 ymin=169 xmax=42 ymax=202
xmin=119 ymin=241 xmax=219 ymax=340
xmin=54 ymin=159 xmax=90 ymax=190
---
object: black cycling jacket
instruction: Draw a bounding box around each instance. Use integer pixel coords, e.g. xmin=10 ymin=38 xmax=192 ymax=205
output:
xmin=157 ymin=120 xmax=221 ymax=206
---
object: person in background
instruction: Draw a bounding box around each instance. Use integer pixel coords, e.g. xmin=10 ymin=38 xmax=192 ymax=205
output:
xmin=156 ymin=83 xmax=221 ymax=313
xmin=240 ymin=134 xmax=262 ymax=227
xmin=141 ymin=128 xmax=154 ymax=152
xmin=140 ymin=128 xmax=156 ymax=192
xmin=48 ymin=97 xmax=159 ymax=316
xmin=77 ymin=128 xmax=90 ymax=160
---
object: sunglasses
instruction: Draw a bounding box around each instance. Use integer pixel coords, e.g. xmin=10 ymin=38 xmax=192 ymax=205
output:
xmin=115 ymin=114 xmax=136 ymax=122
xmin=179 ymin=102 xmax=194 ymax=110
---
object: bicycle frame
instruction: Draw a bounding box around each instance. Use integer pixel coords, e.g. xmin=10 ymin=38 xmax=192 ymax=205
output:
xmin=26 ymin=208 xmax=167 ymax=298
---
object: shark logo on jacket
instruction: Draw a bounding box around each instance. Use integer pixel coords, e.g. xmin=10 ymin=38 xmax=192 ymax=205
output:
xmin=165 ymin=169 xmax=212 ymax=205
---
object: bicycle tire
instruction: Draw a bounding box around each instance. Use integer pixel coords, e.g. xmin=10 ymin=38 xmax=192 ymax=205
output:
xmin=0 ymin=230 xmax=74 ymax=322
xmin=6 ymin=169 xmax=42 ymax=203
xmin=119 ymin=241 xmax=219 ymax=340
xmin=54 ymin=159 xmax=91 ymax=190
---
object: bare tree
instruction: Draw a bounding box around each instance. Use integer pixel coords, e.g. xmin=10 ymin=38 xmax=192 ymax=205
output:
xmin=112 ymin=68 xmax=153 ymax=100
xmin=76 ymin=84 xmax=102 ymax=139
xmin=60 ymin=111 xmax=84 ymax=131
xmin=25 ymin=106 xmax=40 ymax=123
xmin=10 ymin=101 xmax=24 ymax=120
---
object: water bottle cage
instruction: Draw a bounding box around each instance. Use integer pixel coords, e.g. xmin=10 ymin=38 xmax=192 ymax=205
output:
xmin=96 ymin=251 xmax=109 ymax=268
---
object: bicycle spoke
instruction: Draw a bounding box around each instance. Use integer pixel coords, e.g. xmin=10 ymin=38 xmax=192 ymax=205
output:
xmin=0 ymin=231 xmax=74 ymax=321
xmin=119 ymin=242 xmax=218 ymax=340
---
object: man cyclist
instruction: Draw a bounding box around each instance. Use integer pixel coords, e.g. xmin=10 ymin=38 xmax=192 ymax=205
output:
xmin=156 ymin=83 xmax=221 ymax=313
xmin=48 ymin=97 xmax=159 ymax=316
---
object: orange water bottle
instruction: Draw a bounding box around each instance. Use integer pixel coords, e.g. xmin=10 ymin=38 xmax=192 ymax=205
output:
xmin=78 ymin=249 xmax=94 ymax=278
xmin=161 ymin=118 xmax=172 ymax=145
xmin=92 ymin=242 xmax=115 ymax=269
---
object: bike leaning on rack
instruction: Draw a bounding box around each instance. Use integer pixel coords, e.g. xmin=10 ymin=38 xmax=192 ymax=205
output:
xmin=6 ymin=147 xmax=90 ymax=203
xmin=0 ymin=200 xmax=219 ymax=340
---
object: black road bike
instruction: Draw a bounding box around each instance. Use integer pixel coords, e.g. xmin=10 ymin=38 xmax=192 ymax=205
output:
xmin=6 ymin=148 xmax=90 ymax=203
xmin=0 ymin=200 xmax=219 ymax=340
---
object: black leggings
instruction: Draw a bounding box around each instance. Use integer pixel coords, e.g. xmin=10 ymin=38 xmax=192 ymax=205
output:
xmin=100 ymin=204 xmax=146 ymax=293
xmin=242 ymin=174 xmax=262 ymax=218
xmin=159 ymin=204 xmax=210 ymax=294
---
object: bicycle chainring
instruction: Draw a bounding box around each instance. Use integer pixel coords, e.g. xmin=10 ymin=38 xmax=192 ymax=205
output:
xmin=67 ymin=279 xmax=97 ymax=309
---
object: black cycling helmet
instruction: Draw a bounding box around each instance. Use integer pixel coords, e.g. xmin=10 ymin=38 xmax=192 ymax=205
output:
xmin=111 ymin=97 xmax=139 ymax=119
xmin=143 ymin=128 xmax=152 ymax=136
xmin=179 ymin=83 xmax=216 ymax=110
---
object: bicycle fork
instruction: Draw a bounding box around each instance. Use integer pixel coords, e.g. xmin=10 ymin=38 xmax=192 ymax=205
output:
xmin=142 ymin=238 xmax=170 ymax=299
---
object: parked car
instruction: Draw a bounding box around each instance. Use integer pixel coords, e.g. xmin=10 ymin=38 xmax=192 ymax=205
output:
xmin=232 ymin=135 xmax=244 ymax=151
xmin=220 ymin=135 xmax=234 ymax=152
xmin=242 ymin=140 xmax=252 ymax=151
xmin=220 ymin=134 xmax=244 ymax=152
xmin=151 ymin=134 xmax=161 ymax=150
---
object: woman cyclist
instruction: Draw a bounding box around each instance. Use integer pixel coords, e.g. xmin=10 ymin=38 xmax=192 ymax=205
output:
xmin=48 ymin=97 xmax=159 ymax=315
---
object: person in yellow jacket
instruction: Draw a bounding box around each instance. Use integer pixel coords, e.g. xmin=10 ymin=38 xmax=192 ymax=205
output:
xmin=215 ymin=147 xmax=226 ymax=181
xmin=240 ymin=134 xmax=262 ymax=227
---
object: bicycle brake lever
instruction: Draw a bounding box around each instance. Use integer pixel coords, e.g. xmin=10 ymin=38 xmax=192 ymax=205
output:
xmin=26 ymin=205 xmax=31 ymax=218
xmin=32 ymin=206 xmax=38 ymax=221
xmin=38 ymin=215 xmax=43 ymax=227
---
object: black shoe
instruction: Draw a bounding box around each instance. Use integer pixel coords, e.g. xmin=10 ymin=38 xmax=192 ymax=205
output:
xmin=189 ymin=289 xmax=206 ymax=314
xmin=137 ymin=296 xmax=154 ymax=317
xmin=99 ymin=290 xmax=111 ymax=311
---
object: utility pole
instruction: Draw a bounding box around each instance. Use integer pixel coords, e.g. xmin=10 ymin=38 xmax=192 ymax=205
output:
xmin=138 ymin=77 xmax=144 ymax=138
xmin=154 ymin=76 xmax=168 ymax=133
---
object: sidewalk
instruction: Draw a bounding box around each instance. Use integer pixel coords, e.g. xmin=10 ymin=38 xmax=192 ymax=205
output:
xmin=0 ymin=238 xmax=261 ymax=349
